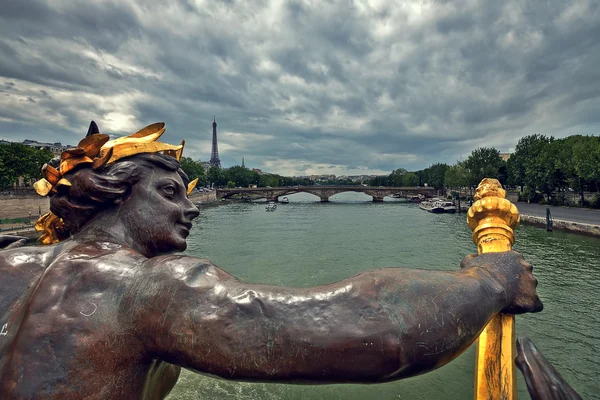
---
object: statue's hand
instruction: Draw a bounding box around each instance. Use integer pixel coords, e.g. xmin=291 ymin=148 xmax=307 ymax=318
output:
xmin=0 ymin=234 xmax=28 ymax=249
xmin=516 ymin=337 xmax=582 ymax=400
xmin=460 ymin=251 xmax=543 ymax=314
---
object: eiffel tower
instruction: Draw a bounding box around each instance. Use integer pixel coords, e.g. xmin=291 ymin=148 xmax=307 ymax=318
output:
xmin=209 ymin=116 xmax=221 ymax=168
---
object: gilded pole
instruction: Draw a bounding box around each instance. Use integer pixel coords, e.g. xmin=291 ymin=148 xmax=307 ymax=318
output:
xmin=467 ymin=178 xmax=520 ymax=400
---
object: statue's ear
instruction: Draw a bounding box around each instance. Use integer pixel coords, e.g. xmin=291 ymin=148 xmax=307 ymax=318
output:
xmin=86 ymin=121 xmax=100 ymax=137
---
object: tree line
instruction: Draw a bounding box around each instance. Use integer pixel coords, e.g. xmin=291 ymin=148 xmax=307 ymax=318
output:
xmin=369 ymin=134 xmax=599 ymax=208
xmin=0 ymin=143 xmax=54 ymax=190
xmin=3 ymin=134 xmax=599 ymax=208
xmin=178 ymin=157 xmax=311 ymax=190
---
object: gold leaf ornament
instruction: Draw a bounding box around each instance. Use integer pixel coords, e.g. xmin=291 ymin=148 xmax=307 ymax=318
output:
xmin=33 ymin=178 xmax=53 ymax=196
xmin=187 ymin=178 xmax=199 ymax=195
xmin=33 ymin=122 xmax=189 ymax=245
xmin=35 ymin=212 xmax=68 ymax=244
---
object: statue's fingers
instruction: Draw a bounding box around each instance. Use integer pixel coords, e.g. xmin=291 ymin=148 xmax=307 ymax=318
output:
xmin=531 ymin=296 xmax=544 ymax=313
xmin=526 ymin=274 xmax=543 ymax=313
xmin=5 ymin=238 xmax=26 ymax=249
xmin=0 ymin=234 xmax=27 ymax=248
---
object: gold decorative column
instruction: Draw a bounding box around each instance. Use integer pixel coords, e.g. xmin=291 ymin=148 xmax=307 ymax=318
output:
xmin=467 ymin=179 xmax=520 ymax=400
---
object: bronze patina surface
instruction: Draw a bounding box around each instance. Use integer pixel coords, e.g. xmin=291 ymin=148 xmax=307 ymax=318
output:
xmin=0 ymin=122 xmax=571 ymax=400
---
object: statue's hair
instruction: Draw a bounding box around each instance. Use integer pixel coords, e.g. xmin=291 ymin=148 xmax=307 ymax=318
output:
xmin=50 ymin=153 xmax=189 ymax=234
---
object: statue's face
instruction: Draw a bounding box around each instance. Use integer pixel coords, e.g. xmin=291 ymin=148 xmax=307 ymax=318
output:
xmin=119 ymin=167 xmax=199 ymax=257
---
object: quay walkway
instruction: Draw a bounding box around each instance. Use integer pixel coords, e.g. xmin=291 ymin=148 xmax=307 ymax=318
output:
xmin=514 ymin=202 xmax=600 ymax=236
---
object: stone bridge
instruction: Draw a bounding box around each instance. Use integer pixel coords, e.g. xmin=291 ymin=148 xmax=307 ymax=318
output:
xmin=217 ymin=186 xmax=437 ymax=202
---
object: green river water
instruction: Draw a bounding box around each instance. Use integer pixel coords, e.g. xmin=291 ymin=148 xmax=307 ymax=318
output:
xmin=168 ymin=193 xmax=600 ymax=399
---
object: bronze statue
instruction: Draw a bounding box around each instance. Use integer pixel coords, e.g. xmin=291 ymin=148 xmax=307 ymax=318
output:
xmin=0 ymin=235 xmax=26 ymax=250
xmin=0 ymin=122 xmax=576 ymax=399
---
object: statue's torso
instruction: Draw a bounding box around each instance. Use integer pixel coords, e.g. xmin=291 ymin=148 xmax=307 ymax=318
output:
xmin=0 ymin=241 xmax=180 ymax=400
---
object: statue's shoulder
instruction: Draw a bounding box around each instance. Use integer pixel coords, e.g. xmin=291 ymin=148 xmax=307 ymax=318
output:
xmin=0 ymin=245 xmax=55 ymax=270
xmin=143 ymin=254 xmax=234 ymax=288
xmin=0 ymin=246 xmax=56 ymax=319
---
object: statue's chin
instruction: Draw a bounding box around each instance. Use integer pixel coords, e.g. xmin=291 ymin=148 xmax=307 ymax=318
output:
xmin=154 ymin=240 xmax=187 ymax=257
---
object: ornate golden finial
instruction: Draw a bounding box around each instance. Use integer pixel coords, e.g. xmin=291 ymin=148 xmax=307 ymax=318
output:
xmin=468 ymin=178 xmax=519 ymax=253
xmin=467 ymin=178 xmax=520 ymax=400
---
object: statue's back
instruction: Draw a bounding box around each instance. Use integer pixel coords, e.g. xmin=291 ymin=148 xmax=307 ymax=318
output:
xmin=0 ymin=246 xmax=50 ymax=383
xmin=0 ymin=245 xmax=50 ymax=329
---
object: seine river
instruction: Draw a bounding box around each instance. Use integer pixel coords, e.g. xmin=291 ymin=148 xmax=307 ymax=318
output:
xmin=168 ymin=193 xmax=600 ymax=399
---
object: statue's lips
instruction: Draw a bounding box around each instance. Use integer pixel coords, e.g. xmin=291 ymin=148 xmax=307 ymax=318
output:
xmin=177 ymin=222 xmax=193 ymax=234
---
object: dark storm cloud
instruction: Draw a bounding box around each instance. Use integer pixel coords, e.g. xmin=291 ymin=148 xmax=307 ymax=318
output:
xmin=1 ymin=0 xmax=599 ymax=176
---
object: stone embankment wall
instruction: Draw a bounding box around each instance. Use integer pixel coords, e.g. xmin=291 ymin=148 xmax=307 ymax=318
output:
xmin=519 ymin=214 xmax=600 ymax=237
xmin=0 ymin=195 xmax=50 ymax=219
xmin=188 ymin=191 xmax=217 ymax=203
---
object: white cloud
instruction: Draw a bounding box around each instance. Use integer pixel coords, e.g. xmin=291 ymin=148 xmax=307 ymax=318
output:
xmin=0 ymin=0 xmax=598 ymax=174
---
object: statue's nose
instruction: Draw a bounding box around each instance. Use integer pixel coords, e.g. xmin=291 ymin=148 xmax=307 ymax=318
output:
xmin=185 ymin=201 xmax=200 ymax=221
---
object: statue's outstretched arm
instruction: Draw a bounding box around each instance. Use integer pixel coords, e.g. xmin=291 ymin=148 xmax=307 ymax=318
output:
xmin=136 ymin=251 xmax=540 ymax=384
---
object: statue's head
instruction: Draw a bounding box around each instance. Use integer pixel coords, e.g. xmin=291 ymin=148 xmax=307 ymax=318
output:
xmin=34 ymin=122 xmax=199 ymax=256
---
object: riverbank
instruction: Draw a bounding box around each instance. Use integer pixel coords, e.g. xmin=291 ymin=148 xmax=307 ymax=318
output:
xmin=457 ymin=200 xmax=600 ymax=236
xmin=515 ymin=201 xmax=600 ymax=237
xmin=457 ymin=200 xmax=600 ymax=237
xmin=2 ymin=193 xmax=599 ymax=241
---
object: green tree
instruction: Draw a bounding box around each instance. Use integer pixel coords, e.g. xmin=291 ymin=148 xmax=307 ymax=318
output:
xmin=207 ymin=166 xmax=226 ymax=187
xmin=572 ymin=135 xmax=600 ymax=201
xmin=259 ymin=174 xmax=280 ymax=187
xmin=0 ymin=143 xmax=54 ymax=190
xmin=444 ymin=162 xmax=470 ymax=190
xmin=369 ymin=175 xmax=389 ymax=186
xmin=421 ymin=163 xmax=448 ymax=190
xmin=388 ymin=168 xmax=407 ymax=186
xmin=464 ymin=147 xmax=504 ymax=187
xmin=507 ymin=153 xmax=525 ymax=191
xmin=402 ymin=172 xmax=419 ymax=187
xmin=508 ymin=135 xmax=551 ymax=201
xmin=179 ymin=157 xmax=206 ymax=186
xmin=225 ymin=165 xmax=259 ymax=187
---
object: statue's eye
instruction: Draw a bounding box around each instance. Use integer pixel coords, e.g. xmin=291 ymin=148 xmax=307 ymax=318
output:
xmin=163 ymin=186 xmax=176 ymax=197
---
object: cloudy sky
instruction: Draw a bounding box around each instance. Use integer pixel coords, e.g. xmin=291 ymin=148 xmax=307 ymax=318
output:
xmin=1 ymin=0 xmax=599 ymax=176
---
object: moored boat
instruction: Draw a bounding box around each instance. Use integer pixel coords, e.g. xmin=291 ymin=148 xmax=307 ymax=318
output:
xmin=419 ymin=197 xmax=443 ymax=211
xmin=419 ymin=198 xmax=457 ymax=213
xmin=407 ymin=194 xmax=426 ymax=203
xmin=429 ymin=201 xmax=457 ymax=213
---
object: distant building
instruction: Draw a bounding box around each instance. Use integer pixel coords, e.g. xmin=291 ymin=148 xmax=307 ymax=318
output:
xmin=252 ymin=168 xmax=263 ymax=175
xmin=1 ymin=138 xmax=75 ymax=156
xmin=310 ymin=174 xmax=336 ymax=182
xmin=499 ymin=153 xmax=512 ymax=162
xmin=22 ymin=139 xmax=75 ymax=155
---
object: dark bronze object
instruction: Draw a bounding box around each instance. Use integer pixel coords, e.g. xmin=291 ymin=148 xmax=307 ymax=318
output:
xmin=0 ymin=235 xmax=27 ymax=249
xmin=0 ymin=122 xmax=573 ymax=399
xmin=516 ymin=337 xmax=582 ymax=400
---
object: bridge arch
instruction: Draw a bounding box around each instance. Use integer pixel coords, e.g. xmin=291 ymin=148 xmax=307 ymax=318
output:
xmin=216 ymin=186 xmax=436 ymax=203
